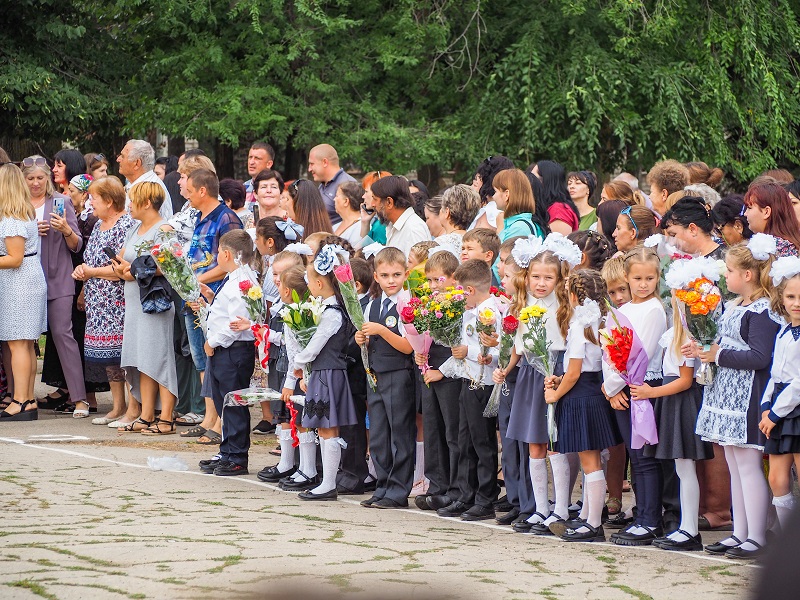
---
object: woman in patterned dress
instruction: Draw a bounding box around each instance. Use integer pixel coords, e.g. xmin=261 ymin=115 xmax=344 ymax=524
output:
xmin=71 ymin=177 xmax=134 ymax=424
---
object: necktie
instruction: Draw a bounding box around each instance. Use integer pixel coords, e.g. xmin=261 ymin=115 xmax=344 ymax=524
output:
xmin=380 ymin=297 xmax=392 ymax=321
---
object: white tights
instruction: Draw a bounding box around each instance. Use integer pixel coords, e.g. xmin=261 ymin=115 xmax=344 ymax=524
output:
xmin=723 ymin=445 xmax=769 ymax=550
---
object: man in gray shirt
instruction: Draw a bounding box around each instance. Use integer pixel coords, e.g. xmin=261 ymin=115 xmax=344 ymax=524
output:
xmin=308 ymin=143 xmax=355 ymax=225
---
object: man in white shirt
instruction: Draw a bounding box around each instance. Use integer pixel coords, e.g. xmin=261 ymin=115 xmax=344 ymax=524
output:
xmin=118 ymin=139 xmax=173 ymax=220
xmin=371 ymin=175 xmax=431 ymax=257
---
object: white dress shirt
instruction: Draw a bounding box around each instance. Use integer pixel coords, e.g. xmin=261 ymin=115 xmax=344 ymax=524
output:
xmin=284 ymin=296 xmax=343 ymax=389
xmin=462 ymin=296 xmax=501 ymax=386
xmin=602 ymin=297 xmax=667 ymax=396
xmin=206 ymin=266 xmax=257 ymax=349
xmin=385 ymin=207 xmax=431 ymax=257
xmin=125 ymin=170 xmax=173 ymax=221
xmin=761 ymin=325 xmax=800 ymax=421
xmin=660 ymin=328 xmax=695 ymax=378
xmin=564 ymin=313 xmax=603 ymax=372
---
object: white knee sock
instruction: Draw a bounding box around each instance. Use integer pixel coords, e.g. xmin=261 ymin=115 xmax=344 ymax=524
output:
xmin=292 ymin=430 xmax=318 ymax=481
xmin=549 ymin=453 xmax=571 ymax=520
xmin=276 ymin=426 xmax=295 ymax=473
xmin=311 ymin=437 xmax=342 ymax=494
xmin=585 ymin=470 xmax=607 ymax=528
xmin=527 ymin=458 xmax=549 ymax=523
xmin=413 ymin=441 xmax=425 ymax=484
xmin=670 ymin=458 xmax=700 ymax=540
xmin=772 ymin=493 xmax=797 ymax=529
xmin=732 ymin=446 xmax=770 ymax=549
xmin=578 ymin=475 xmax=590 ymax=521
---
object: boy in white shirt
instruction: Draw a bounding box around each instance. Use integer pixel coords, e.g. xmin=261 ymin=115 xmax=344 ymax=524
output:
xmin=198 ymin=230 xmax=257 ymax=476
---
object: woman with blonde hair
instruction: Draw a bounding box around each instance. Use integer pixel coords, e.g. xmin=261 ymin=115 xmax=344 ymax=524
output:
xmin=0 ymin=164 xmax=47 ymax=420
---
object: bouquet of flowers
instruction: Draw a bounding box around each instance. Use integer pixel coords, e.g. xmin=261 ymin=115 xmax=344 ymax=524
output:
xmin=223 ymin=388 xmax=303 ymax=447
xmin=600 ymin=305 xmax=656 ymax=449
xmin=280 ymin=290 xmax=324 ymax=381
xmin=150 ymin=230 xmax=202 ymax=304
xmin=398 ymin=292 xmax=434 ymax=380
xmin=483 ymin=314 xmax=519 ymax=417
xmin=518 ymin=304 xmax=558 ymax=445
xmin=405 ymin=268 xmax=428 ymax=298
xmin=333 ymin=257 xmax=377 ymax=391
xmin=238 ymin=277 xmax=270 ymax=374
xmin=475 ymin=306 xmax=498 ymax=387
xmin=665 ymin=257 xmax=724 ymax=385
xmin=427 ymin=286 xmax=468 ymax=347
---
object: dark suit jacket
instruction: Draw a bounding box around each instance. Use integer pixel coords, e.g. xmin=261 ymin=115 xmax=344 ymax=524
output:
xmin=39 ymin=194 xmax=83 ymax=301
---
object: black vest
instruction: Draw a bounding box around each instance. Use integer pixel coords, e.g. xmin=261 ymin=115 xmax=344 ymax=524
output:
xmin=310 ymin=305 xmax=353 ymax=371
xmin=267 ymin=306 xmax=285 ymax=366
xmin=367 ymin=297 xmax=413 ymax=374
xmin=428 ymin=342 xmax=453 ymax=370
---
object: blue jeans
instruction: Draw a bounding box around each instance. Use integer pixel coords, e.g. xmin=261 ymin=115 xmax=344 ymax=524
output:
xmin=184 ymin=313 xmax=207 ymax=372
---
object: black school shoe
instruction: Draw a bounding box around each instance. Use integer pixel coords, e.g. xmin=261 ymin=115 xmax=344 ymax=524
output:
xmin=298 ymin=488 xmax=338 ymax=501
xmin=704 ymin=535 xmax=743 ymax=555
xmin=437 ymin=501 xmax=472 ymax=518
xmin=605 ymin=512 xmax=635 ymax=529
xmin=252 ymin=420 xmax=276 ymax=435
xmin=512 ymin=512 xmax=547 ymax=533
xmin=611 ymin=525 xmax=663 ymax=546
xmin=653 ymin=531 xmax=703 ymax=552
xmin=280 ymin=473 xmax=319 ymax=491
xmin=360 ymin=496 xmax=381 ymax=508
xmin=200 ymin=459 xmax=225 ymax=473
xmin=373 ymin=498 xmax=408 ymax=509
xmin=415 ymin=495 xmax=433 ymax=510
xmin=426 ymin=495 xmax=452 ymax=511
xmin=561 ymin=524 xmax=605 ymax=542
xmin=724 ymin=539 xmax=764 ymax=560
xmin=214 ymin=463 xmax=249 ymax=476
xmin=496 ymin=507 xmax=520 ymax=525
xmin=258 ymin=465 xmax=297 ymax=483
xmin=461 ymin=504 xmax=495 ymax=521
xmin=493 ymin=496 xmax=514 ymax=513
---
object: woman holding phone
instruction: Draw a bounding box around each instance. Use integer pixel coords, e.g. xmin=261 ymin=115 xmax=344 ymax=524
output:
xmin=21 ymin=156 xmax=87 ymax=412
xmin=71 ymin=176 xmax=134 ymax=423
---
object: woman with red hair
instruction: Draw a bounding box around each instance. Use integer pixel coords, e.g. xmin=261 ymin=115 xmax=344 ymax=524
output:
xmin=743 ymin=183 xmax=800 ymax=257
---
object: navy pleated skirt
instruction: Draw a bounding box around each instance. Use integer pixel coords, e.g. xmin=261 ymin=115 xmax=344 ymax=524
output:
xmin=556 ymin=371 xmax=622 ymax=453
xmin=643 ymin=377 xmax=713 ymax=460
xmin=764 ymin=383 xmax=800 ymax=455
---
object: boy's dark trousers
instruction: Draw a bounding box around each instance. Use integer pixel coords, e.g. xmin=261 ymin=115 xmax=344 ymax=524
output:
xmin=421 ymin=375 xmax=462 ymax=501
xmin=497 ymin=371 xmax=530 ymax=511
xmin=455 ymin=380 xmax=500 ymax=508
xmin=368 ymin=369 xmax=416 ymax=504
xmin=210 ymin=341 xmax=256 ymax=467
xmin=337 ymin=349 xmax=369 ymax=492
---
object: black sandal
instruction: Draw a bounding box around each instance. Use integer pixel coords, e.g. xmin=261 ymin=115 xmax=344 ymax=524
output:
xmin=0 ymin=399 xmax=39 ymax=421
xmin=141 ymin=418 xmax=176 ymax=436
xmin=118 ymin=417 xmax=153 ymax=432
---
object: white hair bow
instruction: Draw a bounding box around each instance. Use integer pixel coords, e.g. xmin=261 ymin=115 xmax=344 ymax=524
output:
xmin=542 ymin=232 xmax=582 ymax=268
xmin=748 ymin=233 xmax=778 ymax=261
xmin=770 ymin=255 xmax=800 ymax=286
xmin=285 ymin=243 xmax=313 ymax=256
xmin=362 ymin=242 xmax=384 ymax=259
xmin=511 ymin=236 xmax=544 ymax=268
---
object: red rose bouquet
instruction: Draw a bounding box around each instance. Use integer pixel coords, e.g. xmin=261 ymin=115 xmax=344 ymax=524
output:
xmin=483 ymin=314 xmax=519 ymax=417
xmin=397 ymin=293 xmax=434 ymax=381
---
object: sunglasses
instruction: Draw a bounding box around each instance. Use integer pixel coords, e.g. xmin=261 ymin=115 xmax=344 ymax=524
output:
xmin=22 ymin=156 xmax=48 ymax=168
xmin=90 ymin=154 xmax=106 ymax=165
xmin=620 ymin=206 xmax=638 ymax=236
xmin=373 ymin=171 xmax=388 ymax=179
xmin=290 ymin=179 xmax=304 ymax=193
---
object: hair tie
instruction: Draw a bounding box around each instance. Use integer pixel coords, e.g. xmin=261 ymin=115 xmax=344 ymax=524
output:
xmin=275 ymin=218 xmax=304 ymax=242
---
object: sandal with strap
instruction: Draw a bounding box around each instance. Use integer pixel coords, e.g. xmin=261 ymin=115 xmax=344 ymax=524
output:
xmin=141 ymin=418 xmax=176 ymax=436
xmin=73 ymin=400 xmax=91 ymax=419
xmin=0 ymin=399 xmax=39 ymax=421
xmin=118 ymin=417 xmax=153 ymax=432
xmin=180 ymin=425 xmax=207 ymax=438
xmin=0 ymin=394 xmax=12 ymax=411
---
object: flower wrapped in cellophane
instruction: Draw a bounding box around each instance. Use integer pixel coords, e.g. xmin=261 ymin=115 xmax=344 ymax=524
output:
xmin=397 ymin=292 xmax=433 ymax=380
xmin=475 ymin=306 xmax=498 ymax=388
xmin=280 ymin=290 xmax=324 ymax=381
xmin=483 ymin=314 xmax=519 ymax=417
xmin=665 ymin=256 xmax=724 ymax=385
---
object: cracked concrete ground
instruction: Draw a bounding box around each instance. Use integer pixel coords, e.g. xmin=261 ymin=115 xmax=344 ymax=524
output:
xmin=0 ymin=388 xmax=757 ymax=600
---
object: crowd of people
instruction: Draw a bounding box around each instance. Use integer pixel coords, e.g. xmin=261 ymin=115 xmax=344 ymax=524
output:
xmin=0 ymin=140 xmax=799 ymax=559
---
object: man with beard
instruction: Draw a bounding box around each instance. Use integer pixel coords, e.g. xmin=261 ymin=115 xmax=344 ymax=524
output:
xmin=370 ymin=175 xmax=431 ymax=256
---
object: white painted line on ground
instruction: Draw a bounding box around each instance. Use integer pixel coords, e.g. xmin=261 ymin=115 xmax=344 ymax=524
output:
xmin=0 ymin=439 xmax=757 ymax=568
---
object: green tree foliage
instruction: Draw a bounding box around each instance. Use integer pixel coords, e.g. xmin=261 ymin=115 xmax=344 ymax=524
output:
xmin=2 ymin=0 xmax=799 ymax=182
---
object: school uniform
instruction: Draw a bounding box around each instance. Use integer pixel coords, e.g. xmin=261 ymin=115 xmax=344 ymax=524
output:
xmin=266 ymin=301 xmax=290 ymax=423
xmin=207 ymin=268 xmax=257 ymax=468
xmin=454 ymin=296 xmax=502 ymax=510
xmin=421 ymin=340 xmax=464 ymax=503
xmin=761 ymin=323 xmax=800 ymax=455
xmin=336 ymin=293 xmax=371 ymax=493
xmin=364 ymin=292 xmax=416 ymax=504
xmin=497 ymin=363 xmax=528 ymax=512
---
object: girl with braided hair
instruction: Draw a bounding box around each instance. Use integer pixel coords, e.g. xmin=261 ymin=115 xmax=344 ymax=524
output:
xmin=568 ymin=230 xmax=613 ymax=271
xmin=544 ymin=269 xmax=622 ymax=541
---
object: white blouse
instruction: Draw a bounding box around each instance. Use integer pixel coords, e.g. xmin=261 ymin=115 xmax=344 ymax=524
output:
xmin=514 ymin=292 xmax=566 ymax=354
xmin=761 ymin=326 xmax=800 ymax=419
xmin=660 ymin=328 xmax=694 ymax=378
xmin=564 ymin=314 xmax=603 ymax=372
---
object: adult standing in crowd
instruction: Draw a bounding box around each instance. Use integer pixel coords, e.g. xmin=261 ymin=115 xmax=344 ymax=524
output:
xmin=244 ymin=142 xmax=275 ymax=208
xmin=530 ymin=160 xmax=580 ymax=235
xmin=743 ymin=182 xmax=800 ymax=257
xmin=154 ymin=156 xmax=179 ymax=181
xmin=52 ymin=149 xmax=87 ymax=195
xmin=492 ymin=168 xmax=546 ymax=242
xmin=567 ymin=170 xmax=598 ymax=230
xmin=117 ymin=139 xmax=173 ymax=221
xmin=358 ymin=170 xmax=391 ymax=245
xmin=645 ymin=159 xmax=689 ymax=217
xmin=252 ymin=169 xmax=286 ymax=222
xmin=660 ymin=197 xmax=725 ymax=259
xmin=308 ymin=144 xmax=356 ymax=226
xmin=0 ymin=164 xmax=47 ymax=420
xmin=333 ymin=181 xmax=366 ymax=246
xmin=21 ymin=156 xmax=86 ymax=411
xmin=179 ymin=169 xmax=243 ymax=444
xmin=286 ymin=179 xmax=333 ymax=237
xmin=220 ymin=179 xmax=253 ymax=230
xmin=435 ymin=184 xmax=481 ymax=256
xmin=113 ymin=182 xmax=178 ymax=434
xmin=71 ymin=176 xmax=134 ymax=425
xmin=371 ymin=175 xmax=431 ymax=256
xmin=601 ymin=180 xmax=645 ymax=206
xmin=84 ymin=153 xmax=109 ymax=180
xmin=472 ymin=155 xmax=515 ymax=231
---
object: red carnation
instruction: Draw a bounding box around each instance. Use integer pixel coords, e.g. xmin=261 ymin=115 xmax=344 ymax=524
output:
xmin=400 ymin=305 xmax=416 ymax=324
xmin=502 ymin=314 xmax=519 ymax=335
xmin=239 ymin=279 xmax=253 ymax=293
